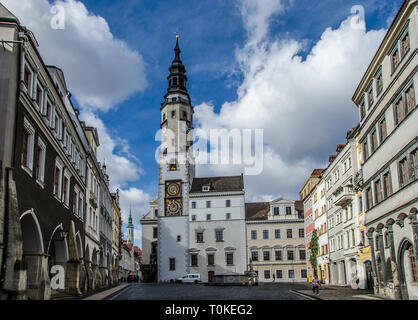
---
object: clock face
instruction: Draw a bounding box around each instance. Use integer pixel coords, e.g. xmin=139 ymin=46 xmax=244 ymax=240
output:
xmin=165 ymin=199 xmax=182 ymax=216
xmin=166 ymin=181 xmax=181 ymax=197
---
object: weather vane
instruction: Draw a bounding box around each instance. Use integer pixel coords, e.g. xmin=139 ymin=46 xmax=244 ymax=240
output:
xmin=174 ymin=28 xmax=179 ymax=39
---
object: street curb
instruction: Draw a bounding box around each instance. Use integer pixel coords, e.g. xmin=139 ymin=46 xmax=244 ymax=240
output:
xmin=291 ymin=290 xmax=320 ymax=300
xmin=106 ymin=284 xmax=131 ymax=300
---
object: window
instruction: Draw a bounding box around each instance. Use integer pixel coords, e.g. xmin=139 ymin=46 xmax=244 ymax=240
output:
xmin=22 ymin=119 xmax=35 ymax=171
xmin=363 ymin=140 xmax=369 ymax=161
xmin=299 ymin=228 xmax=304 ymax=238
xmin=206 ymin=201 xmax=211 ymax=208
xmin=196 ymin=232 xmax=204 ymax=243
xmin=394 ymin=97 xmax=404 ymax=125
xmin=379 ymin=118 xmax=387 ymax=142
xmin=273 ymin=207 xmax=279 ymax=215
xmin=251 ymin=251 xmax=258 ymax=262
xmin=264 ymin=270 xmax=271 ymax=279
xmin=287 ymin=250 xmax=294 ymax=260
xmin=367 ymin=84 xmax=374 ymax=108
xmin=207 ymin=254 xmax=215 ymax=266
xmin=202 ymin=186 xmax=210 ymax=192
xmin=226 ymin=213 xmax=231 ymax=220
xmin=177 ymin=235 xmax=181 ymax=242
xmin=191 ymin=215 xmax=196 ymax=221
xmin=35 ymin=83 xmax=43 ymax=109
xmin=288 ymin=270 xmax=295 ymax=279
xmin=287 ymin=229 xmax=292 ymax=239
xmin=226 ymin=253 xmax=234 ymax=265
xmin=301 ymin=269 xmax=307 ymax=278
xmin=171 ymin=110 xmax=176 ymax=118
xmin=382 ymin=171 xmax=392 ymax=198
xmin=215 ymin=230 xmax=223 ymax=242
xmin=226 ymin=200 xmax=231 ymax=207
xmin=206 ymin=214 xmax=211 ymax=221
xmin=412 ymin=149 xmax=418 ymax=179
xmin=169 ymin=162 xmax=177 ymax=171
xmin=401 ymin=32 xmax=410 ymax=57
xmin=263 ymin=230 xmax=269 ymax=240
xmin=62 ymin=173 xmax=70 ymax=206
xmin=53 ymin=162 xmax=63 ymax=198
xmin=399 ymin=158 xmax=409 ymax=187
xmin=285 ymin=206 xmax=291 ymax=215
xmin=191 ymin=254 xmax=198 ymax=267
xmin=78 ymin=193 xmax=83 ymax=218
xmin=35 ymin=139 xmax=46 ymax=183
xmin=251 ymin=230 xmax=257 ymax=240
xmin=274 ymin=229 xmax=281 ymax=239
xmin=365 ymin=187 xmax=373 ymax=210
xmin=263 ymin=251 xmax=270 ymax=261
xmin=73 ymin=188 xmax=79 ymax=214
xmin=275 ymin=250 xmax=282 ymax=261
xmin=191 ymin=201 xmax=196 ymax=209
xmin=23 ymin=64 xmax=33 ymax=93
xmin=153 ymin=227 xmax=158 ymax=239
xmin=276 ymin=270 xmax=283 ymax=279
xmin=370 ymin=130 xmax=377 ymax=153
xmin=360 ymin=100 xmax=366 ymax=121
xmin=375 ymin=69 xmax=383 ymax=95
xmin=375 ymin=179 xmax=383 ymax=204
xmin=392 ymin=48 xmax=400 ymax=71
xmin=169 ymin=258 xmax=175 ymax=271
xmin=405 ymin=85 xmax=415 ymax=114
xmin=299 ymin=249 xmax=306 ymax=260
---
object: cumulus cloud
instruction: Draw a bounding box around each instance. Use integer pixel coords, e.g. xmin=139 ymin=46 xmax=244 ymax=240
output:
xmin=2 ymin=0 xmax=146 ymax=111
xmin=194 ymin=0 xmax=386 ymax=200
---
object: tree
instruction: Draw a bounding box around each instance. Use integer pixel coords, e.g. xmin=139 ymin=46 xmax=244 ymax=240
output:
xmin=309 ymin=229 xmax=319 ymax=277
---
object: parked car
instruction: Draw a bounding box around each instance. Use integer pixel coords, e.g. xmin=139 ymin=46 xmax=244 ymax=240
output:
xmin=176 ymin=274 xmax=201 ymax=283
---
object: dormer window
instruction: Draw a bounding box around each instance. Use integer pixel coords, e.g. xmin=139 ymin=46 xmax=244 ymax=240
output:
xmin=171 ymin=110 xmax=176 ymax=118
xmin=202 ymin=186 xmax=210 ymax=192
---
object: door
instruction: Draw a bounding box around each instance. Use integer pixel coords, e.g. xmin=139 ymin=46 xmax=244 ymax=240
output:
xmin=208 ymin=271 xmax=215 ymax=283
xmin=365 ymin=261 xmax=372 ymax=289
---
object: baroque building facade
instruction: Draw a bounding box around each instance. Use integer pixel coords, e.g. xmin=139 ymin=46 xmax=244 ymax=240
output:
xmin=246 ymin=199 xmax=307 ymax=283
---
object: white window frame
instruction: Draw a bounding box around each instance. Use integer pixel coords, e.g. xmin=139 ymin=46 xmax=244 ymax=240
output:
xmin=22 ymin=117 xmax=35 ymax=174
xmin=36 ymin=138 xmax=46 ymax=184
xmin=62 ymin=171 xmax=71 ymax=206
xmin=22 ymin=60 xmax=34 ymax=97
xmin=53 ymin=159 xmax=64 ymax=200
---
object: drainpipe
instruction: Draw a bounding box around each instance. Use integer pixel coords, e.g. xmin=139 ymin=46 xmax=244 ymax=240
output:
xmin=0 ymin=24 xmax=24 ymax=292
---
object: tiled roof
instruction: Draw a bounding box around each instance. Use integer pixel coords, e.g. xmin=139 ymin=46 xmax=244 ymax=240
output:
xmin=311 ymin=169 xmax=324 ymax=176
xmin=191 ymin=175 xmax=244 ymax=193
xmin=245 ymin=202 xmax=270 ymax=220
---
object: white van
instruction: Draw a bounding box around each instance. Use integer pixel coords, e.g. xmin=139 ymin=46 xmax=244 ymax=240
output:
xmin=176 ymin=274 xmax=201 ymax=283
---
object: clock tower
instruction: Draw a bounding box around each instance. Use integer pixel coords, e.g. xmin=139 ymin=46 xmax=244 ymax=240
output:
xmin=157 ymin=36 xmax=195 ymax=281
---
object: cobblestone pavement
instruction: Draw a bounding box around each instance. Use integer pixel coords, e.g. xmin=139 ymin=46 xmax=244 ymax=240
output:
xmin=108 ymin=282 xmax=314 ymax=300
xmin=294 ymin=285 xmax=392 ymax=300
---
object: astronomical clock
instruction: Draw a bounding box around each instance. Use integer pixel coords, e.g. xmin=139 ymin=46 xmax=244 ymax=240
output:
xmin=165 ymin=180 xmax=182 ymax=216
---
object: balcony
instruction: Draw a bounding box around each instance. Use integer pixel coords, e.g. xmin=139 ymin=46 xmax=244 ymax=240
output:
xmin=333 ymin=185 xmax=356 ymax=207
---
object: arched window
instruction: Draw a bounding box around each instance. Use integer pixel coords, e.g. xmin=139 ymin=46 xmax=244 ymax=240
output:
xmin=173 ymin=77 xmax=178 ymax=86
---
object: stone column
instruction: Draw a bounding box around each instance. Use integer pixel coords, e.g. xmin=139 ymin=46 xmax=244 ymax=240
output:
xmin=367 ymin=232 xmax=380 ymax=294
xmin=65 ymin=221 xmax=81 ymax=296
xmin=376 ymin=229 xmax=387 ymax=288
xmin=385 ymin=222 xmax=401 ymax=299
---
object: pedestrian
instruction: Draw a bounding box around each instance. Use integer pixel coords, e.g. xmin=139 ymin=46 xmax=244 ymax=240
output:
xmin=311 ymin=276 xmax=320 ymax=295
xmin=273 ymin=274 xmax=276 ymax=282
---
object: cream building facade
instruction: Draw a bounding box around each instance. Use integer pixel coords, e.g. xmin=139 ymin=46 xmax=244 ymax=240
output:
xmin=246 ymin=199 xmax=307 ymax=283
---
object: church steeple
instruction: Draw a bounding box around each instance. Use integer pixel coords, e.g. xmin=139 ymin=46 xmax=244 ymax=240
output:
xmin=127 ymin=208 xmax=134 ymax=244
xmin=166 ymin=36 xmax=190 ymax=100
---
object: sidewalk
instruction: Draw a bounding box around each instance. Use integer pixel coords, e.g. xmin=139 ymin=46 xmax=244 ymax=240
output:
xmin=81 ymin=284 xmax=130 ymax=300
xmin=293 ymin=285 xmax=392 ymax=300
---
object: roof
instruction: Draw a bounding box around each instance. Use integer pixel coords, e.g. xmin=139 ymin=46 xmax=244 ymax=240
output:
xmin=191 ymin=175 xmax=244 ymax=193
xmin=245 ymin=202 xmax=270 ymax=220
xmin=311 ymin=169 xmax=324 ymax=176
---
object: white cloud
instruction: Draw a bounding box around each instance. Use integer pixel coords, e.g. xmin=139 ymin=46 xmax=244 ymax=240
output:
xmin=194 ymin=0 xmax=386 ymax=200
xmin=2 ymin=0 xmax=146 ymax=111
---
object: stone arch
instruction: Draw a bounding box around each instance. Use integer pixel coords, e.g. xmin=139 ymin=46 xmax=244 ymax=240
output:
xmin=75 ymin=231 xmax=83 ymax=259
xmin=397 ymin=237 xmax=414 ymax=300
xmin=19 ymin=209 xmax=50 ymax=299
xmin=20 ymin=209 xmax=44 ymax=254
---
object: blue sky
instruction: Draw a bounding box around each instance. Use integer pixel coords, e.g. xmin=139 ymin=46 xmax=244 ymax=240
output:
xmin=2 ymin=0 xmax=403 ymax=247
